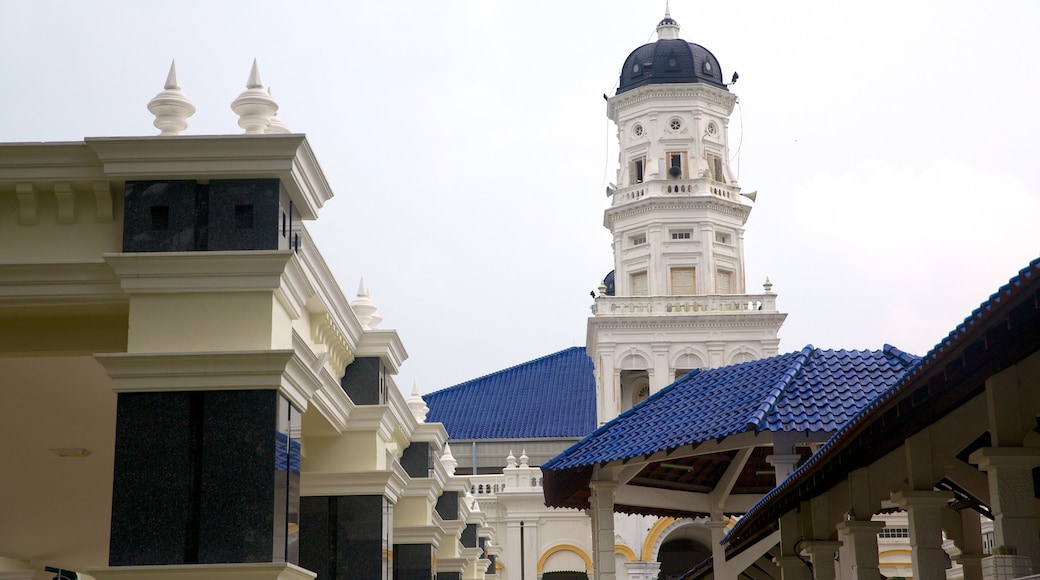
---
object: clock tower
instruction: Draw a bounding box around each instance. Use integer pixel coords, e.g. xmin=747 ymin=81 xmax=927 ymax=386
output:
xmin=588 ymin=9 xmax=786 ymax=424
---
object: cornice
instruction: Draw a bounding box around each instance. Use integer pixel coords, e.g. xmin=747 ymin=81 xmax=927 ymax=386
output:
xmin=84 ymin=134 xmax=330 ymax=220
xmin=103 ymin=250 xmax=293 ymax=294
xmin=357 ymin=329 xmax=408 ymax=375
xmin=608 ymin=83 xmax=738 ymax=121
xmin=588 ymin=312 xmax=788 ymax=332
xmin=94 ymin=349 xmax=318 ymax=411
xmin=393 ymin=525 xmax=445 ymax=547
xmin=399 ymin=475 xmax=444 ymax=503
xmin=0 ymin=142 xmax=106 ymax=183
xmin=0 ymin=261 xmax=124 ymax=306
xmin=605 ymin=197 xmax=750 ymax=225
xmin=292 ymin=330 xmax=353 ymax=433
xmin=300 ymin=463 xmax=409 ymax=503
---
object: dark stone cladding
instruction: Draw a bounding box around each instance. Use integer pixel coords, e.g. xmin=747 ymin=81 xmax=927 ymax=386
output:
xmin=436 ymin=574 xmax=462 ymax=580
xmin=394 ymin=543 xmax=434 ymax=580
xmin=109 ymin=390 xmax=300 ymax=566
xmin=435 ymin=491 xmax=459 ymax=521
xmin=122 ymin=179 xmax=300 ymax=253
xmin=342 ymin=356 xmax=387 ymax=405
xmin=300 ymin=495 xmax=391 ymax=580
xmin=400 ymin=442 xmax=432 ymax=479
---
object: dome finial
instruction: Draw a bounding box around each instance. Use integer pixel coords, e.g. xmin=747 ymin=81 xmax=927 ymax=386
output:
xmin=231 ymin=59 xmax=278 ymax=134
xmin=351 ymin=277 xmax=383 ymax=330
xmin=657 ymin=1 xmax=680 ymax=40
xmin=147 ymin=60 xmax=196 ymax=136
xmin=265 ymin=87 xmax=291 ymax=134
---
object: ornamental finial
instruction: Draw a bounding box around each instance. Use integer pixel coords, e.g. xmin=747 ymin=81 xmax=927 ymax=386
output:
xmin=147 ymin=60 xmax=196 ymax=135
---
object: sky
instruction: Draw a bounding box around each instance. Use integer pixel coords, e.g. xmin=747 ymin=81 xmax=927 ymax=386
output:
xmin=3 ymin=1 xmax=1039 ymax=394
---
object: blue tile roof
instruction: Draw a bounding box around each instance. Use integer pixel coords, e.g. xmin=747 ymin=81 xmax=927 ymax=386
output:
xmin=725 ymin=256 xmax=1040 ymax=553
xmin=423 ymin=347 xmax=597 ymax=439
xmin=543 ymin=345 xmax=916 ymax=473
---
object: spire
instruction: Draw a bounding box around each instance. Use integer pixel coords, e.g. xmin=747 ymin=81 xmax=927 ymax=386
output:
xmin=147 ymin=60 xmax=196 ymax=136
xmin=657 ymin=2 xmax=680 ymax=40
xmin=351 ymin=277 xmax=384 ymax=330
xmin=231 ymin=59 xmax=278 ymax=134
xmin=265 ymin=87 xmax=291 ymax=134
xmin=407 ymin=381 xmax=429 ymax=422
xmin=440 ymin=443 xmax=457 ymax=476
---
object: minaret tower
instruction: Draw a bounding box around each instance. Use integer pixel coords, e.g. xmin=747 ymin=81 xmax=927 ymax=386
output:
xmin=588 ymin=9 xmax=786 ymax=424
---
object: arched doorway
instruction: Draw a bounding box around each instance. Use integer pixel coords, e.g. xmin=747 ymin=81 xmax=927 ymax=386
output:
xmin=658 ymin=537 xmax=711 ymax=579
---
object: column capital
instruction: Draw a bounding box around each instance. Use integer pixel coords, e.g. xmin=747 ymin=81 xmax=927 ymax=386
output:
xmin=590 ymin=480 xmax=619 ymax=493
xmin=969 ymin=447 xmax=1040 ymax=471
xmin=835 ymin=519 xmax=886 ymax=535
xmin=891 ymin=489 xmax=953 ymax=509
xmin=803 ymin=540 xmax=843 ymax=553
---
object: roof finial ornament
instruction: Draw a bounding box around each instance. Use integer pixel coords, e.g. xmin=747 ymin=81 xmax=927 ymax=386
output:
xmin=231 ymin=59 xmax=278 ymax=134
xmin=265 ymin=87 xmax=291 ymax=134
xmin=407 ymin=382 xmax=429 ymax=423
xmin=351 ymin=277 xmax=384 ymax=330
xmin=147 ymin=60 xmax=196 ymax=136
xmin=657 ymin=1 xmax=680 ymax=40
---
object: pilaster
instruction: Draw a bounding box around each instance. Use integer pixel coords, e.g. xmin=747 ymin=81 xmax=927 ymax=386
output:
xmin=835 ymin=520 xmax=886 ymax=580
xmin=589 ymin=481 xmax=618 ymax=580
xmin=802 ymin=541 xmax=841 ymax=580
xmin=970 ymin=447 xmax=1040 ymax=572
xmin=891 ymin=490 xmax=953 ymax=580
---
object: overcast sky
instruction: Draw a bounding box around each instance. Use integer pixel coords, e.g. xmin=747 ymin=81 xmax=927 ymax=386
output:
xmin=4 ymin=1 xmax=1039 ymax=394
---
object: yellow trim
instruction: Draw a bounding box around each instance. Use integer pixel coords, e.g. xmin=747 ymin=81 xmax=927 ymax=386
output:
xmin=615 ymin=544 xmax=637 ymax=562
xmin=642 ymin=517 xmax=678 ymax=561
xmin=537 ymin=544 xmax=593 ymax=574
xmin=880 ymin=562 xmax=912 ymax=567
xmin=879 ymin=550 xmax=912 ymax=557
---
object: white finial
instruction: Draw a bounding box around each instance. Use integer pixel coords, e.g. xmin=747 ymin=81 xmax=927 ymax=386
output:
xmin=351 ymin=277 xmax=384 ymax=330
xmin=265 ymin=87 xmax=291 ymax=134
xmin=657 ymin=2 xmax=681 ymax=40
xmin=519 ymin=449 xmax=529 ymax=467
xmin=231 ymin=59 xmax=278 ymax=134
xmin=407 ymin=381 xmax=429 ymax=422
xmin=763 ymin=277 xmax=774 ymax=294
xmin=506 ymin=449 xmax=517 ymax=468
xmin=441 ymin=443 xmax=457 ymax=476
xmin=147 ymin=60 xmax=196 ymax=136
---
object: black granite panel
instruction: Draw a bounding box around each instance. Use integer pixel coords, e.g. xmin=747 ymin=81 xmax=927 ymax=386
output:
xmin=342 ymin=357 xmax=385 ymax=405
xmin=394 ymin=544 xmax=434 ymax=580
xmin=208 ymin=179 xmax=280 ymax=251
xmin=110 ymin=391 xmax=197 ymax=565
xmin=198 ymin=390 xmax=281 ymax=563
xmin=435 ymin=491 xmax=459 ymax=521
xmin=460 ymin=524 xmax=477 ymax=549
xmin=435 ymin=574 xmax=461 ymax=580
xmin=400 ymin=442 xmax=431 ymax=479
xmin=123 ymin=181 xmax=199 ymax=252
xmin=278 ymin=188 xmax=302 ymax=253
xmin=486 ymin=555 xmax=496 ymax=575
xmin=300 ymin=495 xmax=389 ymax=580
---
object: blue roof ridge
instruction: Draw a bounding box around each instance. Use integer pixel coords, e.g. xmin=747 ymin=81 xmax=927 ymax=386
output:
xmin=747 ymin=345 xmax=815 ymax=431
xmin=882 ymin=343 xmax=919 ymax=370
xmin=542 ymin=368 xmax=704 ymax=470
xmin=424 ymin=346 xmax=586 ymax=398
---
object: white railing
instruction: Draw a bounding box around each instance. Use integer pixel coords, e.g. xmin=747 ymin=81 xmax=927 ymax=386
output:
xmin=611 ymin=178 xmax=742 ymax=205
xmin=592 ymin=293 xmax=777 ymax=316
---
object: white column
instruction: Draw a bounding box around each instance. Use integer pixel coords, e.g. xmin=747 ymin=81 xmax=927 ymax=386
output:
xmin=707 ymin=518 xmax=732 ymax=580
xmin=892 ymin=490 xmax=953 ymax=580
xmin=803 ymin=541 xmax=841 ymax=580
xmin=589 ymin=481 xmax=619 ymax=580
xmin=835 ymin=520 xmax=886 ymax=580
xmin=970 ymin=448 xmax=1040 ymax=572
xmin=625 ymin=561 xmax=662 ymax=580
xmin=767 ymin=453 xmax=802 ymax=484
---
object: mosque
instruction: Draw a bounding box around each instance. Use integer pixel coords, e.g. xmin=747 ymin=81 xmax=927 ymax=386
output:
xmin=2 ymin=6 xmax=1039 ymax=580
xmin=423 ymin=8 xmax=1040 ymax=580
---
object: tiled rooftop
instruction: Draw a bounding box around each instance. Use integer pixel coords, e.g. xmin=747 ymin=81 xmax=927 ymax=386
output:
xmin=423 ymin=347 xmax=596 ymax=439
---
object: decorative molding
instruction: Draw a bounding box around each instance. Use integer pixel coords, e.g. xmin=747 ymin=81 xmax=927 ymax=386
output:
xmin=15 ymin=182 xmax=36 ymax=225
xmin=300 ymin=464 xmax=409 ymax=503
xmin=53 ymin=182 xmax=75 ymax=223
xmin=104 ymin=250 xmax=293 ymax=294
xmin=310 ymin=311 xmax=355 ymax=379
xmin=0 ymin=261 xmax=123 ymax=305
xmin=93 ymin=181 xmax=113 ymax=223
xmin=88 ymin=563 xmax=316 ymax=580
xmin=537 ymin=544 xmax=593 ymax=574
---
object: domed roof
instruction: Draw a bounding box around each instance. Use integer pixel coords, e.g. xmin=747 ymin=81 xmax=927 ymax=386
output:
xmin=616 ymin=13 xmax=727 ymax=95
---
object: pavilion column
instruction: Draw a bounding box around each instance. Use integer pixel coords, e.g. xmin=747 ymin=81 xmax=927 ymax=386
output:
xmin=766 ymin=453 xmax=801 ymax=484
xmin=835 ymin=520 xmax=885 ymax=580
xmin=953 ymin=508 xmax=985 ymax=580
xmin=706 ymin=518 xmax=731 ymax=580
xmin=776 ymin=511 xmax=808 ymax=580
xmin=589 ymin=481 xmax=618 ymax=580
xmin=802 ymin=541 xmax=841 ymax=580
xmin=970 ymin=448 xmax=1040 ymax=572
xmin=892 ymin=490 xmax=953 ymax=580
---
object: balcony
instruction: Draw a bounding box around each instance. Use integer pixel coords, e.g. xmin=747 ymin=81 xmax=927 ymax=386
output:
xmin=592 ymin=293 xmax=777 ymax=316
xmin=611 ymin=177 xmax=742 ymax=206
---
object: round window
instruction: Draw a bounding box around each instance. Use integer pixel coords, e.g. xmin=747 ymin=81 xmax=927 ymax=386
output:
xmin=632 ymin=63 xmax=640 ymax=73
xmin=634 ymin=124 xmax=644 ymax=137
xmin=669 ymin=118 xmax=683 ymax=131
xmin=706 ymin=122 xmax=718 ymax=137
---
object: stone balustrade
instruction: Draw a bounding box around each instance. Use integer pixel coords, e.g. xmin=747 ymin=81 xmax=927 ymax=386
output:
xmin=611 ymin=178 xmax=742 ymax=205
xmin=592 ymin=293 xmax=777 ymax=316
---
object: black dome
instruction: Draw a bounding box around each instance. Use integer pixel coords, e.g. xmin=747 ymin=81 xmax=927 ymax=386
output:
xmin=617 ymin=38 xmax=727 ymax=94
